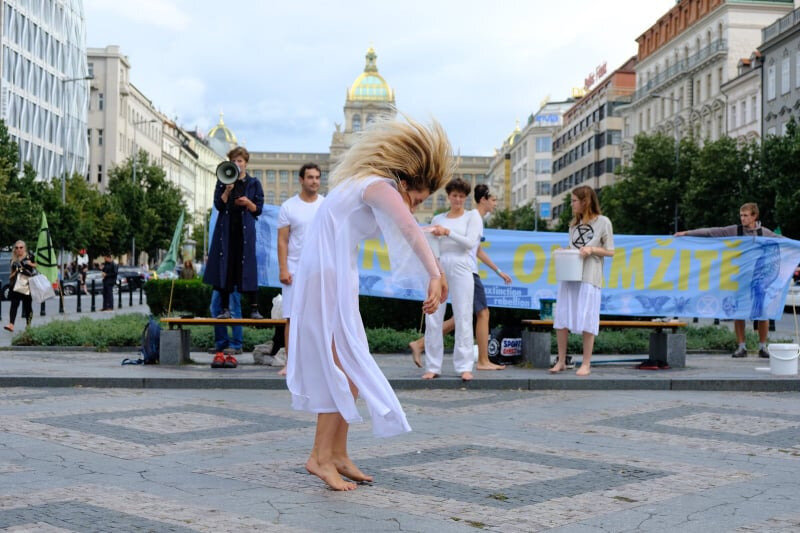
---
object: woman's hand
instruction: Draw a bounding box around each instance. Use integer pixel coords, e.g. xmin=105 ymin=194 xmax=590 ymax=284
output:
xmin=430 ymin=225 xmax=450 ymax=237
xmin=439 ymin=271 xmax=448 ymax=303
xmin=499 ymin=271 xmax=512 ymax=284
xmin=580 ymin=246 xmax=593 ymax=258
xmin=423 ymin=277 xmax=443 ymax=315
xmin=234 ymin=196 xmax=254 ymax=210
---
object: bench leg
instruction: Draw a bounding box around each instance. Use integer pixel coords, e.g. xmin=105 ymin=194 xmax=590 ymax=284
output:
xmin=649 ymin=331 xmax=686 ymax=368
xmin=523 ymin=330 xmax=551 ymax=369
xmin=159 ymin=329 xmax=191 ymax=365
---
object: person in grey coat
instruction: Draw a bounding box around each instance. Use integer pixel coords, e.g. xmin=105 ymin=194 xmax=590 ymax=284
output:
xmin=675 ymin=202 xmax=779 ymax=358
xmin=203 ymin=146 xmax=265 ymax=319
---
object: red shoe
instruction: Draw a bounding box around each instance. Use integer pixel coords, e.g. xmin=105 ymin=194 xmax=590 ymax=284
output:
xmin=211 ymin=352 xmax=226 ymax=368
xmin=223 ymin=354 xmax=238 ymax=368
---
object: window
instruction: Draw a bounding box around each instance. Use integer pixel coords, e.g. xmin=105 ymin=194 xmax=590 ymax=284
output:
xmin=98 ymin=92 xmax=104 ymax=111
xmin=536 ymin=181 xmax=551 ymax=195
xmin=97 ymin=164 xmax=102 ymax=183
xmin=781 ymin=54 xmax=790 ymax=95
xmin=437 ymin=195 xmax=446 ymax=209
xmin=767 ymin=62 xmax=776 ymax=100
xmin=266 ymin=170 xmax=275 ymax=184
xmin=87 ymin=62 xmax=93 ymax=77
xmin=97 ymin=129 xmax=103 ymax=145
xmin=796 ymin=49 xmax=800 ymax=88
xmin=87 ymin=128 xmax=91 ymax=144
xmin=607 ymin=130 xmax=622 ymax=145
xmin=535 ymin=136 xmax=551 ymax=152
xmin=706 ymin=73 xmax=711 ymax=99
xmin=423 ymin=197 xmax=433 ymax=209
xmin=279 ymin=170 xmax=288 ymax=184
xmin=535 ymin=159 xmax=550 ymax=174
xmin=321 ymin=171 xmax=328 ymax=186
xmin=280 ymin=191 xmax=288 ymax=203
xmin=730 ymin=105 xmax=737 ymax=128
xmin=352 ymin=114 xmax=361 ymax=132
xmin=740 ymin=101 xmax=746 ymax=125
xmin=751 ymin=96 xmax=757 ymax=121
xmin=266 ymin=191 xmax=275 ymax=204
xmin=463 ymin=173 xmax=473 ymax=183
xmin=252 ymin=169 xmax=263 ymax=179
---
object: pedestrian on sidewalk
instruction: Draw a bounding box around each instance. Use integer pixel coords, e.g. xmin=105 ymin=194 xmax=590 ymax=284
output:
xmin=550 ymin=186 xmax=615 ymax=376
xmin=675 ymin=202 xmax=780 ymax=358
xmin=286 ymin=117 xmax=450 ymax=491
xmin=4 ymin=240 xmax=36 ymax=333
xmin=100 ymin=253 xmax=117 ymax=311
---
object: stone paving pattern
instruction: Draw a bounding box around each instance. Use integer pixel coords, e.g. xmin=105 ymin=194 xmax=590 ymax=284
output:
xmin=1 ymin=387 xmax=799 ymax=531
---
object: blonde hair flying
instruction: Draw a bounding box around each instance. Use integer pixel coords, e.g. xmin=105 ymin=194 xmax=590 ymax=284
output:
xmin=330 ymin=115 xmax=455 ymax=194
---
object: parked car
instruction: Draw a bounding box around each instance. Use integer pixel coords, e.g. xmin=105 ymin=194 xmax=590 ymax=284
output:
xmin=118 ymin=266 xmax=146 ymax=291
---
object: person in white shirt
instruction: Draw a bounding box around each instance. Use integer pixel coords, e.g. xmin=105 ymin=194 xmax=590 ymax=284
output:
xmin=277 ymin=163 xmax=325 ymax=376
xmin=408 ymin=185 xmax=511 ymax=370
xmin=423 ymin=178 xmax=483 ymax=381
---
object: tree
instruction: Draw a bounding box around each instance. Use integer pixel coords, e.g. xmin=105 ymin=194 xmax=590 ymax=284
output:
xmin=0 ymin=121 xmax=39 ymax=247
xmin=762 ymin=119 xmax=800 ymax=238
xmin=107 ymin=150 xmax=187 ymax=260
xmin=553 ymin=195 xmax=572 ymax=233
xmin=487 ymin=204 xmax=552 ymax=231
xmin=600 ymin=133 xmax=691 ymax=235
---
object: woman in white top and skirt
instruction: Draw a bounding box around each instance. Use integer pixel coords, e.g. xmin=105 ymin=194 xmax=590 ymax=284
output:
xmin=287 ymin=117 xmax=453 ymax=491
xmin=550 ymin=185 xmax=615 ymax=376
xmin=423 ymin=178 xmax=483 ymax=381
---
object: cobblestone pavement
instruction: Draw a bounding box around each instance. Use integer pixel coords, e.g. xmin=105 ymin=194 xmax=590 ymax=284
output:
xmin=0 ymin=388 xmax=798 ymax=532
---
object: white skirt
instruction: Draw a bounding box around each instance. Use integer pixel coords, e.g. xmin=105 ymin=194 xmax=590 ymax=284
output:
xmin=553 ymin=281 xmax=601 ymax=336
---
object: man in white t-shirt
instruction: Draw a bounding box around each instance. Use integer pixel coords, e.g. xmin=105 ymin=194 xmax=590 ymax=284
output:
xmin=277 ymin=163 xmax=325 ymax=375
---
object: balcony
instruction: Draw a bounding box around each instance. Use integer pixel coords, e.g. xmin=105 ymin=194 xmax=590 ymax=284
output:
xmin=633 ymin=39 xmax=727 ymax=103
xmin=762 ymin=7 xmax=800 ymax=45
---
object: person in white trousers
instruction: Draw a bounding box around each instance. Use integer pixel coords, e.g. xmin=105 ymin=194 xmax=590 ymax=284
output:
xmin=423 ymin=178 xmax=483 ymax=381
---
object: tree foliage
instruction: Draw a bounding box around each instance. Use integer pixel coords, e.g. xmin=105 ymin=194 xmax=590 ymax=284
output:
xmin=487 ymin=204 xmax=552 ymax=231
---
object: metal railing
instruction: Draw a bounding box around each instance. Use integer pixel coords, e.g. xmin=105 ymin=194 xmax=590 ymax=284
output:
xmin=762 ymin=7 xmax=800 ymax=44
xmin=633 ymin=39 xmax=727 ymax=102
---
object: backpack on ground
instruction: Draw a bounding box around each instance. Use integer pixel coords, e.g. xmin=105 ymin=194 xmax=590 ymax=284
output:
xmin=122 ymin=316 xmax=160 ymax=365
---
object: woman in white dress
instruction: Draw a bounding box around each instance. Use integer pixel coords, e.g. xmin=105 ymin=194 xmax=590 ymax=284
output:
xmin=287 ymin=117 xmax=453 ymax=491
xmin=423 ymin=178 xmax=483 ymax=381
xmin=550 ymin=185 xmax=615 ymax=376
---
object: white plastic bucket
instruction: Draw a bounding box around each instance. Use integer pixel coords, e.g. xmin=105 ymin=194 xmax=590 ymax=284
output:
xmin=767 ymin=343 xmax=799 ymax=376
xmin=553 ymin=249 xmax=584 ymax=282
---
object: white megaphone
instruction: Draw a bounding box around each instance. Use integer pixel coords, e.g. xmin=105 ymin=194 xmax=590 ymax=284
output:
xmin=216 ymin=161 xmax=240 ymax=185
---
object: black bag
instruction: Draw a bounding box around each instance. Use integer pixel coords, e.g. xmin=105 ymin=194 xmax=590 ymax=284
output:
xmin=488 ymin=325 xmax=523 ymax=365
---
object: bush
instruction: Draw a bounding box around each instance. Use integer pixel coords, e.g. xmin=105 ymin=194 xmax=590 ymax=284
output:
xmin=14 ymin=314 xmax=148 ymax=349
xmin=143 ymin=280 xmax=281 ymax=317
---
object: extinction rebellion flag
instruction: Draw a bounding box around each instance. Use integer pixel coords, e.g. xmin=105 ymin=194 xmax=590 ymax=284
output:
xmin=35 ymin=212 xmax=58 ymax=283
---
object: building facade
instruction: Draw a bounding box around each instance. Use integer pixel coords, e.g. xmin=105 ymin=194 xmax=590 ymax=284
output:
xmin=760 ymin=3 xmax=800 ymax=136
xmin=720 ymin=52 xmax=762 ymax=142
xmin=621 ymin=0 xmax=793 ymax=152
xmin=0 ymin=0 xmax=90 ymax=181
xmin=552 ymin=58 xmax=636 ymax=221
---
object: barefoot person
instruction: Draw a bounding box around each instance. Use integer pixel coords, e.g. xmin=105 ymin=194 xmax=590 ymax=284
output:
xmin=277 ymin=162 xmax=325 ymax=376
xmin=286 ymin=117 xmax=451 ymax=491
xmin=409 ymin=185 xmax=511 ymax=370
xmin=422 ymin=178 xmax=482 ymax=381
xmin=550 ymin=186 xmax=614 ymax=376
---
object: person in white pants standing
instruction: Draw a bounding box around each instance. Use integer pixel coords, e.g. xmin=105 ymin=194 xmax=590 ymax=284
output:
xmin=423 ymin=178 xmax=483 ymax=381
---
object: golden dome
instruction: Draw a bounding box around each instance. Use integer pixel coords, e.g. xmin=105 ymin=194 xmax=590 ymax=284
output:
xmin=207 ymin=112 xmax=237 ymax=145
xmin=348 ymin=46 xmax=394 ymax=102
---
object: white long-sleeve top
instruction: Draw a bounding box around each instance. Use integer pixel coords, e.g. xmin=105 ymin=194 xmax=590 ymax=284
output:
xmin=430 ymin=210 xmax=483 ymax=261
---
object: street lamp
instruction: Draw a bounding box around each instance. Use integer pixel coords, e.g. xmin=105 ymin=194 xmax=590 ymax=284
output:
xmin=651 ymin=93 xmax=682 ymax=233
xmin=130 ymin=118 xmax=159 ymax=265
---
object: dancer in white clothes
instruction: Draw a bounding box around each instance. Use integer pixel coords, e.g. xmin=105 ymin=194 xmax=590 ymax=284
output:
xmin=423 ymin=178 xmax=483 ymax=381
xmin=277 ymin=162 xmax=325 ymax=376
xmin=287 ymin=117 xmax=452 ymax=491
xmin=550 ymin=185 xmax=614 ymax=376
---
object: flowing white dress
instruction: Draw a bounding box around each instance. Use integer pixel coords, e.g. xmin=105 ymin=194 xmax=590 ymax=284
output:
xmin=286 ymin=177 xmax=439 ymax=438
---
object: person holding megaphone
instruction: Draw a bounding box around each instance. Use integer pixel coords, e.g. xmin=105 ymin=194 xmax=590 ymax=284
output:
xmin=203 ymin=146 xmax=265 ymax=321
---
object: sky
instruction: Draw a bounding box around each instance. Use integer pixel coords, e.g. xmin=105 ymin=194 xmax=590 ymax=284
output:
xmin=84 ymin=0 xmax=677 ymax=156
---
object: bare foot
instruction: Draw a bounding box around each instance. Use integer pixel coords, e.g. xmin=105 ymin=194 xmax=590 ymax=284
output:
xmin=549 ymin=363 xmax=567 ymax=374
xmin=421 ymin=372 xmax=439 ymax=379
xmin=576 ymin=365 xmax=591 ymax=376
xmin=305 ymin=457 xmax=357 ymax=491
xmin=278 ymin=366 xmax=287 ymax=377
xmin=409 ymin=340 xmax=423 ymax=368
xmin=461 ymin=371 xmax=473 ymax=382
xmin=477 ymin=362 xmax=505 ymax=371
xmin=333 ymin=456 xmax=373 ymax=483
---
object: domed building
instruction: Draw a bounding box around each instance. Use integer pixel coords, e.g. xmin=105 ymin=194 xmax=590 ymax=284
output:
xmin=207 ymin=112 xmax=239 ymax=157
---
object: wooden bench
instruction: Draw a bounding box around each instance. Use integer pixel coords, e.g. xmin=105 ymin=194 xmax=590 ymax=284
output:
xmin=159 ymin=317 xmax=288 ymax=365
xmin=521 ymin=319 xmax=688 ymax=369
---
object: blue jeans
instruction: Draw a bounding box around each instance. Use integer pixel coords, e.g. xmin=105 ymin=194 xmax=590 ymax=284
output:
xmin=210 ymin=289 xmax=243 ymax=351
